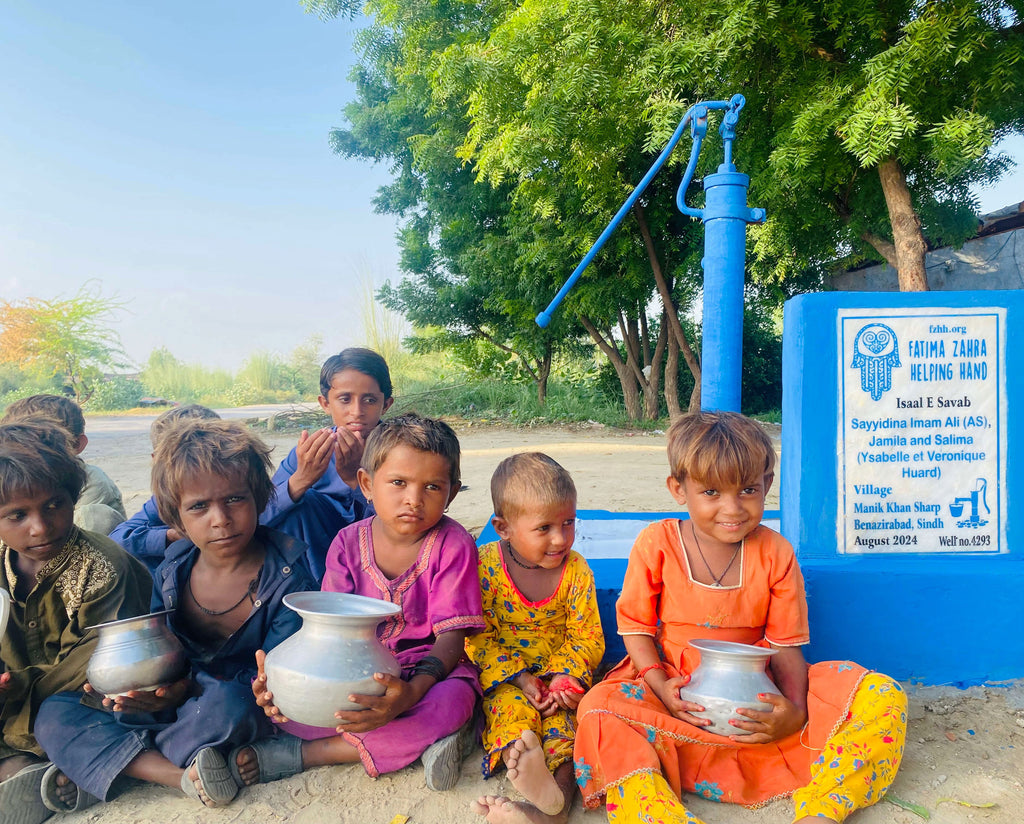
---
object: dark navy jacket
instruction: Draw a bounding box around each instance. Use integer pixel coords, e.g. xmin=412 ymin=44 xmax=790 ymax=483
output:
xmin=152 ymin=526 xmax=317 ymax=684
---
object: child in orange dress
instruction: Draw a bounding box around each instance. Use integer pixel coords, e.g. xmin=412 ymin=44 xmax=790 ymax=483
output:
xmin=573 ymin=411 xmax=907 ymax=823
xmin=467 ymin=453 xmax=604 ymax=824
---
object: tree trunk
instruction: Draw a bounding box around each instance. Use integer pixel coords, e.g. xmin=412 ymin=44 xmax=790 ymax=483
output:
xmin=688 ymin=378 xmax=701 ymax=412
xmin=535 ymin=348 xmax=552 ymax=405
xmin=877 ymin=158 xmax=929 ymax=291
xmin=860 ymin=231 xmax=898 ymax=270
xmin=579 ymin=314 xmax=643 ymax=421
xmin=643 ymin=321 xmax=668 ymax=420
xmin=634 ymin=202 xmax=702 ymax=402
xmin=664 ymin=316 xmax=683 ymax=420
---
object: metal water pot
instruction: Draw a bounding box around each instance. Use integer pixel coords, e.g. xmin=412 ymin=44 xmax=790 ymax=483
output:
xmin=86 ymin=610 xmax=187 ymax=697
xmin=0 ymin=588 xmax=10 ymax=644
xmin=264 ymin=591 xmax=402 ymax=728
xmin=0 ymin=588 xmax=10 ymax=668
xmin=677 ymin=639 xmax=781 ymax=736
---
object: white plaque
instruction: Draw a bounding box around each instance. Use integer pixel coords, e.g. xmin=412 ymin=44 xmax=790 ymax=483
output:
xmin=838 ymin=308 xmax=1006 ymax=554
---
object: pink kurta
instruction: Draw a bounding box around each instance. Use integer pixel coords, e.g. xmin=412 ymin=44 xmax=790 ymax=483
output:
xmin=286 ymin=515 xmax=485 ymax=776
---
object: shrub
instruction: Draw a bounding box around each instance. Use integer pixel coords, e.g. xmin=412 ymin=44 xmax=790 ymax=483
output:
xmin=89 ymin=376 xmax=145 ymax=411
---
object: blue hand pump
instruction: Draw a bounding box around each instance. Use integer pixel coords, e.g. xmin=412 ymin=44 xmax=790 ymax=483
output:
xmin=535 ymin=94 xmax=765 ymax=412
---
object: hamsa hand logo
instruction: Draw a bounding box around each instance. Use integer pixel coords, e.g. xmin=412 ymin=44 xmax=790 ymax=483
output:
xmin=851 ymin=323 xmax=901 ymax=401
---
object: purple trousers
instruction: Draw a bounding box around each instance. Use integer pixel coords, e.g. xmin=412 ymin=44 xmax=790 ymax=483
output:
xmin=280 ymin=664 xmax=478 ymax=777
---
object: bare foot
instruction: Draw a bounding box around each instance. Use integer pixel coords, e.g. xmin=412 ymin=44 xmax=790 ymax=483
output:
xmin=471 ymin=794 xmax=567 ymax=824
xmin=504 ymin=731 xmax=562 ymax=815
xmin=186 ymin=763 xmax=214 ymax=807
xmin=52 ymin=771 xmax=79 ymax=808
xmin=471 ymin=795 xmax=505 ymax=816
xmin=234 ymin=746 xmax=259 ymax=787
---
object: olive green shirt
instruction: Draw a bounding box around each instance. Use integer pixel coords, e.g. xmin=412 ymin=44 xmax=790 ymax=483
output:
xmin=0 ymin=527 xmax=151 ymax=755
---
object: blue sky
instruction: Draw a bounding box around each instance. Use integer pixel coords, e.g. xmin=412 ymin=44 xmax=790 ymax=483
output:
xmin=1 ymin=1 xmax=1021 ymax=371
xmin=1 ymin=0 xmax=400 ymax=369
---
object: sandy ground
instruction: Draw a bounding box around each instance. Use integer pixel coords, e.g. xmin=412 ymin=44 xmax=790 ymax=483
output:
xmin=58 ymin=410 xmax=1024 ymax=824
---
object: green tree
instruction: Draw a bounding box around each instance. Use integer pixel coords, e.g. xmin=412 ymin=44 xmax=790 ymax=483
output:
xmin=327 ymin=1 xmax=590 ymax=406
xmin=310 ymin=0 xmax=711 ymax=418
xmin=432 ymin=0 xmax=710 ymax=416
xmin=0 ymin=284 xmax=130 ymax=404
xmin=649 ymin=0 xmax=1023 ymax=290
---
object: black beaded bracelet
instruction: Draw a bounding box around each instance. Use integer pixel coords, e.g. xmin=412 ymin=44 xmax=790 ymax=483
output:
xmin=412 ymin=655 xmax=448 ymax=682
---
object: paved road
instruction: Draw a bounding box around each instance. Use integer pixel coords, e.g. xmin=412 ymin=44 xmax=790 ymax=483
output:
xmin=83 ymin=402 xmax=316 ymax=440
xmin=82 ymin=404 xmax=316 ymax=464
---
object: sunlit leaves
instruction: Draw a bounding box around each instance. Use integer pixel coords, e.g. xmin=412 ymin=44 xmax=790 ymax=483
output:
xmin=0 ymin=283 xmax=129 ymax=404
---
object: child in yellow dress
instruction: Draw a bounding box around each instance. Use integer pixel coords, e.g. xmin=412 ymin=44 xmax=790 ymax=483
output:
xmin=467 ymin=453 xmax=604 ymax=824
xmin=573 ymin=411 xmax=908 ymax=823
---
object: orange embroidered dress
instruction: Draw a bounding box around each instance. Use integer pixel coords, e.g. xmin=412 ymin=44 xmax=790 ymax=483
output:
xmin=573 ymin=520 xmax=906 ymax=820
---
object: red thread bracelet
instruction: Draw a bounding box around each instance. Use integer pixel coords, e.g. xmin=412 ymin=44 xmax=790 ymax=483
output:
xmin=636 ymin=663 xmax=665 ymax=683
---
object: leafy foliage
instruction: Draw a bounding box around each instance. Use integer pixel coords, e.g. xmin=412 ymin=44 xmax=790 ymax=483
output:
xmin=0 ymin=284 xmax=130 ymax=404
xmin=89 ymin=376 xmax=145 ymax=411
xmin=312 ymin=0 xmax=1021 ymax=417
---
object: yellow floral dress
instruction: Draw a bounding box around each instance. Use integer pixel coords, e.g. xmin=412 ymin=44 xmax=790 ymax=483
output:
xmin=465 ymin=542 xmax=605 ymax=776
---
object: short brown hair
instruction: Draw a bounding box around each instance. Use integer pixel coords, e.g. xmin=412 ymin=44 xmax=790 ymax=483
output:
xmin=490 ymin=452 xmax=576 ymax=521
xmin=149 ymin=404 xmax=220 ymax=449
xmin=0 ymin=421 xmax=87 ymax=505
xmin=2 ymin=394 xmax=86 ymax=439
xmin=361 ymin=412 xmax=460 ymax=488
xmin=666 ymin=411 xmax=775 ymax=488
xmin=151 ymin=419 xmax=274 ymax=532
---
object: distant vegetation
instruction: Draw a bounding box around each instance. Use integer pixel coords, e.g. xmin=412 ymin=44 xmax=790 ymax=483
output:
xmin=0 ymin=337 xmax=781 ymax=427
xmin=0 ymin=281 xmax=781 ymax=426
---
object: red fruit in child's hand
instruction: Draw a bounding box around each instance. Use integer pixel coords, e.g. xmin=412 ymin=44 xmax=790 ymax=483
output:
xmin=549 ymin=675 xmax=584 ymax=694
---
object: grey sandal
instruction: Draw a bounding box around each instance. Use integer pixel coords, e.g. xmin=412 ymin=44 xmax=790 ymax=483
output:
xmin=228 ymin=735 xmax=304 ymax=787
xmin=0 ymin=761 xmax=51 ymax=824
xmin=421 ymin=718 xmax=476 ymax=792
xmin=40 ymin=764 xmax=99 ymax=813
xmin=180 ymin=747 xmax=238 ymax=807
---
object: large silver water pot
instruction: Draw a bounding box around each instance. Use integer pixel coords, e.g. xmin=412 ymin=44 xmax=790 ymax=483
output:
xmin=677 ymin=639 xmax=781 ymax=736
xmin=264 ymin=591 xmax=402 ymax=728
xmin=0 ymin=588 xmax=10 ymax=644
xmin=86 ymin=610 xmax=187 ymax=697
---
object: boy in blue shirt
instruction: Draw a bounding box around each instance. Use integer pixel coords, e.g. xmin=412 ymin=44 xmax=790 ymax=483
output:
xmin=260 ymin=348 xmax=393 ymax=579
xmin=111 ymin=349 xmax=394 ymax=581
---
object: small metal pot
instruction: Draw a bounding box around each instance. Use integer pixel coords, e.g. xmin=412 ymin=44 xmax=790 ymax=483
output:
xmin=86 ymin=610 xmax=187 ymax=698
xmin=265 ymin=591 xmax=402 ymax=728
xmin=678 ymin=639 xmax=781 ymax=736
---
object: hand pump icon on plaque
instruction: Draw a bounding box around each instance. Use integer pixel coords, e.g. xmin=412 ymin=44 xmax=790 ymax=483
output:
xmin=949 ymin=477 xmax=989 ymax=528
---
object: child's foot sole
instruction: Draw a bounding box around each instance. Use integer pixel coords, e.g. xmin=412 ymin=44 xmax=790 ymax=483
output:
xmin=505 ymin=731 xmax=563 ymax=815
xmin=180 ymin=747 xmax=237 ymax=807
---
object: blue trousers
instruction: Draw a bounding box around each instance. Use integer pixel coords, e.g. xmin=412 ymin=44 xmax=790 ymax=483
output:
xmin=35 ymin=673 xmax=269 ymax=800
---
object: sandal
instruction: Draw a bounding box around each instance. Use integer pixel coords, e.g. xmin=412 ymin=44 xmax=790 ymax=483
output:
xmin=228 ymin=735 xmax=304 ymax=787
xmin=180 ymin=747 xmax=238 ymax=807
xmin=40 ymin=764 xmax=99 ymax=813
xmin=421 ymin=718 xmax=476 ymax=792
xmin=0 ymin=761 xmax=51 ymax=824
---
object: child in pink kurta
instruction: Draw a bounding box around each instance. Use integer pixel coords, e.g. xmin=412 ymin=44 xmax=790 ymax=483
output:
xmin=310 ymin=515 xmax=483 ymax=775
xmin=241 ymin=414 xmax=484 ymax=792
